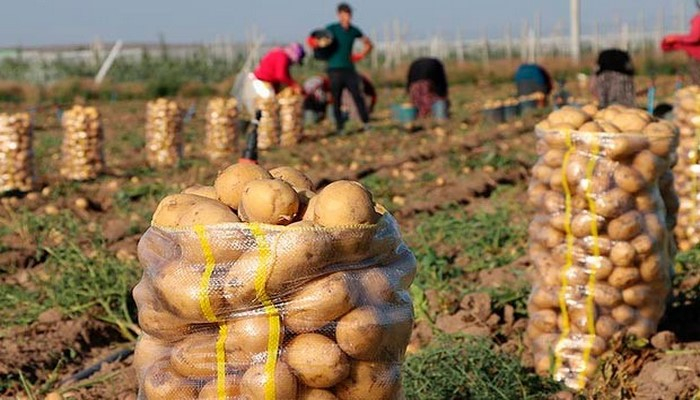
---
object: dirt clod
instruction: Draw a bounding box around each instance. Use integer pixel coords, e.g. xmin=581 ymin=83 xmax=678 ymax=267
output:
xmin=650 ymin=331 xmax=677 ymax=350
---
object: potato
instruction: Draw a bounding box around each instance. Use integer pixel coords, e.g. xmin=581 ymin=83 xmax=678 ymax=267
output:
xmin=632 ymin=150 xmax=665 ymax=182
xmin=296 ymin=189 xmax=316 ymax=220
xmin=543 ymin=191 xmax=565 ymax=214
xmin=133 ymin=279 xmax=193 ymax=340
xmin=528 ymin=183 xmax=548 ymax=206
xmin=626 ymin=317 xmax=656 ymax=339
xmin=143 ymin=362 xmax=198 ymax=400
xmin=581 ymin=104 xmax=598 ymax=117
xmin=596 ymin=315 xmax=621 ymax=340
xmin=182 ymin=185 xmax=218 ymax=200
xmin=314 ymin=181 xmax=379 ymax=226
xmin=356 ymin=267 xmax=399 ymax=305
xmin=607 ymin=211 xmax=643 ymax=241
xmin=578 ymin=121 xmax=602 ymax=132
xmin=335 ymin=361 xmax=401 ymax=400
xmin=215 ymin=163 xmax=272 ymax=209
xmin=284 ymin=333 xmax=350 ymax=388
xmin=171 ymin=332 xmax=249 ymax=378
xmin=631 ymin=234 xmax=656 ymax=256
xmin=152 ymin=194 xmax=240 ymax=228
xmin=644 ymin=123 xmax=677 ymax=157
xmin=529 ymin=309 xmax=558 ymax=333
xmin=622 ymin=285 xmax=652 ymax=307
xmin=302 ymin=194 xmax=319 ymax=221
xmin=530 ymin=286 xmax=560 ymax=309
xmin=335 ymin=301 xmax=413 ymax=361
xmin=635 ymin=192 xmax=660 ymax=213
xmin=270 ymin=166 xmax=314 ymax=191
xmin=588 ymin=256 xmax=614 ymax=280
xmin=240 ymin=362 xmax=298 ymax=400
xmin=133 ymin=334 xmax=171 ymax=379
xmin=571 ymin=212 xmax=605 ymax=238
xmin=613 ymin=165 xmax=646 ymax=194
xmin=538 ymin=225 xmax=565 ymax=248
xmin=152 ymin=262 xmax=227 ymax=322
xmin=284 ymin=272 xmax=357 ymax=333
xmin=543 ymin=149 xmax=566 ymax=168
xmin=532 ymin=164 xmax=553 ymax=183
xmin=581 ymin=235 xmax=613 ymax=256
xmin=298 ymin=388 xmax=338 ymax=400
xmin=226 ymin=314 xmax=285 ymax=361
xmin=608 ymin=268 xmax=641 ymax=289
xmin=593 ymin=283 xmax=623 ymax=308
xmin=639 ymin=254 xmax=667 ymax=282
xmin=595 ymin=188 xmax=633 ymax=219
xmin=238 ymin=179 xmax=299 ymax=225
xmin=611 ymin=112 xmax=649 ymax=132
xmin=197 ymin=376 xmax=242 ymax=399
xmin=534 ymin=355 xmax=553 ymax=376
xmin=547 ymin=107 xmax=590 ymax=128
xmin=609 ymin=242 xmax=636 ymax=268
xmin=643 ymin=213 xmax=666 ymax=240
xmin=597 ymin=120 xmax=621 ymax=133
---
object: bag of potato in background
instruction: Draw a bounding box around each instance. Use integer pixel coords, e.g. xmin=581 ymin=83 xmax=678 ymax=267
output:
xmin=134 ymin=163 xmax=416 ymax=400
xmin=256 ymin=95 xmax=280 ymax=151
xmin=145 ymin=98 xmax=184 ymax=168
xmin=0 ymin=112 xmax=33 ymax=193
xmin=526 ymin=105 xmax=678 ymax=390
xmin=205 ymin=97 xmax=239 ymax=163
xmin=673 ymin=86 xmax=700 ymax=251
xmin=278 ymin=88 xmax=303 ymax=147
xmin=60 ymin=105 xmax=105 ymax=181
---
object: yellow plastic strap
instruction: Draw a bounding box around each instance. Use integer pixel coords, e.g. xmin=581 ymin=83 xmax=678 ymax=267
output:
xmin=250 ymin=223 xmax=282 ymax=400
xmin=554 ymin=129 xmax=575 ymax=374
xmin=194 ymin=225 xmax=228 ymax=400
xmin=579 ymin=135 xmax=601 ymax=389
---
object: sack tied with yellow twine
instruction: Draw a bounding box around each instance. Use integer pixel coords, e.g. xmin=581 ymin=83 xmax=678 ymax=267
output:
xmin=134 ymin=163 xmax=416 ymax=400
xmin=673 ymin=86 xmax=700 ymax=251
xmin=526 ymin=105 xmax=678 ymax=390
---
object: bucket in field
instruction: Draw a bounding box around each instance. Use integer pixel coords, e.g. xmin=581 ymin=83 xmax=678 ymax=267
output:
xmin=519 ymin=99 xmax=538 ymax=114
xmin=392 ymin=103 xmax=417 ymax=124
xmin=481 ymin=106 xmax=505 ymax=124
xmin=432 ymin=100 xmax=448 ymax=121
xmin=503 ymin=104 xmax=519 ymax=121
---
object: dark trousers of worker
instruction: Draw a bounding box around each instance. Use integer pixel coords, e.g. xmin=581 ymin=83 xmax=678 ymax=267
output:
xmin=328 ymin=69 xmax=369 ymax=130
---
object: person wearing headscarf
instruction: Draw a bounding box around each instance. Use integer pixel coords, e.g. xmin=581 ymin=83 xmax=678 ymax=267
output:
xmin=514 ymin=63 xmax=553 ymax=98
xmin=662 ymin=2 xmax=700 ymax=84
xmin=241 ymin=43 xmax=306 ymax=115
xmin=590 ymin=49 xmax=636 ymax=108
xmin=406 ymin=57 xmax=449 ymax=118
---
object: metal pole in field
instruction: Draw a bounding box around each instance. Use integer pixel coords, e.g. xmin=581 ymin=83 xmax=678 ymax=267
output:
xmin=570 ymin=0 xmax=581 ymax=62
xmin=94 ymin=40 xmax=123 ymax=85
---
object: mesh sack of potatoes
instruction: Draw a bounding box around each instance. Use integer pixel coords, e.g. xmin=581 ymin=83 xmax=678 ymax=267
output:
xmin=60 ymin=105 xmax=105 ymax=180
xmin=0 ymin=113 xmax=33 ymax=193
xmin=205 ymin=97 xmax=239 ymax=163
xmin=526 ymin=105 xmax=678 ymax=390
xmin=255 ymin=96 xmax=280 ymax=151
xmin=672 ymin=86 xmax=700 ymax=251
xmin=146 ymin=98 xmax=184 ymax=168
xmin=277 ymin=88 xmax=303 ymax=147
xmin=134 ymin=163 xmax=416 ymax=400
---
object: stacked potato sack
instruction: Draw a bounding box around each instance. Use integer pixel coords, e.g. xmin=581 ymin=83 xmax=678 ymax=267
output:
xmin=205 ymin=98 xmax=239 ymax=163
xmin=526 ymin=105 xmax=678 ymax=390
xmin=673 ymin=86 xmax=700 ymax=251
xmin=134 ymin=163 xmax=416 ymax=400
xmin=146 ymin=98 xmax=184 ymax=168
xmin=60 ymin=105 xmax=105 ymax=180
xmin=256 ymin=96 xmax=279 ymax=150
xmin=277 ymin=88 xmax=303 ymax=147
xmin=0 ymin=113 xmax=33 ymax=193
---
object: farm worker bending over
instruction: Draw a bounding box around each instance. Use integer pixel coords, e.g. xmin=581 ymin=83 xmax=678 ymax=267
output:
xmin=241 ymin=42 xmax=306 ymax=115
xmin=662 ymin=2 xmax=700 ymax=84
xmin=309 ymin=3 xmax=373 ymax=134
xmin=302 ymin=74 xmax=377 ymax=123
xmin=406 ymin=57 xmax=450 ymax=118
xmin=590 ymin=49 xmax=636 ymax=108
xmin=514 ymin=63 xmax=553 ymax=102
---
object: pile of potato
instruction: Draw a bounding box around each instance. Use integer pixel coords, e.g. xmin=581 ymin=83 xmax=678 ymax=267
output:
xmin=527 ymin=105 xmax=678 ymax=389
xmin=278 ymin=88 xmax=303 ymax=147
xmin=205 ymin=97 xmax=239 ymax=163
xmin=0 ymin=113 xmax=33 ymax=193
xmin=134 ymin=163 xmax=416 ymax=400
xmin=255 ymin=96 xmax=279 ymax=150
xmin=60 ymin=105 xmax=104 ymax=181
xmin=146 ymin=98 xmax=184 ymax=168
xmin=673 ymin=86 xmax=700 ymax=251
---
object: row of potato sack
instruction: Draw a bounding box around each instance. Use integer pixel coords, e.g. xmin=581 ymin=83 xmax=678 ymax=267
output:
xmin=0 ymin=113 xmax=33 ymax=193
xmin=673 ymin=86 xmax=700 ymax=251
xmin=134 ymin=163 xmax=416 ymax=399
xmin=255 ymin=89 xmax=305 ymax=151
xmin=204 ymin=98 xmax=240 ymax=163
xmin=60 ymin=105 xmax=105 ymax=181
xmin=526 ymin=105 xmax=678 ymax=390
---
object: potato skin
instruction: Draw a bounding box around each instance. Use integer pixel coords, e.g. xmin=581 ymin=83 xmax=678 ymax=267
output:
xmin=240 ymin=362 xmax=298 ymax=400
xmin=238 ymin=179 xmax=300 ymax=225
xmin=197 ymin=376 xmax=242 ymax=399
xmin=152 ymin=194 xmax=240 ymax=228
xmin=214 ymin=163 xmax=272 ymax=209
xmin=284 ymin=333 xmax=350 ymax=388
xmin=182 ymin=185 xmax=218 ymax=200
xmin=335 ymin=361 xmax=402 ymax=400
xmin=143 ymin=362 xmax=198 ymax=400
xmin=284 ymin=272 xmax=357 ymax=333
xmin=270 ymin=166 xmax=314 ymax=191
xmin=133 ymin=334 xmax=171 ymax=380
xmin=314 ymin=181 xmax=379 ymax=227
xmin=298 ymin=388 xmax=338 ymax=400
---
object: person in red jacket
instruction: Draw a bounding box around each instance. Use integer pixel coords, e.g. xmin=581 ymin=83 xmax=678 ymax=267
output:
xmin=662 ymin=4 xmax=700 ymax=84
xmin=241 ymin=42 xmax=306 ymax=114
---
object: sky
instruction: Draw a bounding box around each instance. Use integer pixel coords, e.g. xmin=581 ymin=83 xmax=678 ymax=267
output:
xmin=0 ymin=0 xmax=693 ymax=47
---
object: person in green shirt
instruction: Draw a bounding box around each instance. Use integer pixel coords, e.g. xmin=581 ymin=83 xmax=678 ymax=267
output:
xmin=324 ymin=3 xmax=374 ymax=134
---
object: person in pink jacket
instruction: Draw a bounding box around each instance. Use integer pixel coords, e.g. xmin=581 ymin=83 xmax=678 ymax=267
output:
xmin=663 ymin=3 xmax=700 ymax=84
